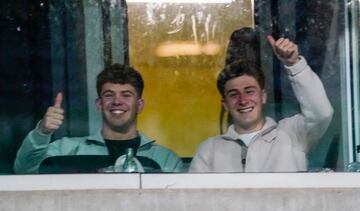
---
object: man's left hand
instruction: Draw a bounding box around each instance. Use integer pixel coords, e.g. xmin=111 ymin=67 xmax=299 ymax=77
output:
xmin=267 ymin=35 xmax=300 ymax=66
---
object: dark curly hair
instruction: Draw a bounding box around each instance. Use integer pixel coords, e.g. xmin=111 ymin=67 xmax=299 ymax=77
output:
xmin=96 ymin=64 xmax=144 ymax=97
xmin=217 ymin=60 xmax=265 ymax=97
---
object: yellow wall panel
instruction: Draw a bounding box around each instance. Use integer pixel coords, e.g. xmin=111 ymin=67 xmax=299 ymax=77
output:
xmin=128 ymin=1 xmax=253 ymax=156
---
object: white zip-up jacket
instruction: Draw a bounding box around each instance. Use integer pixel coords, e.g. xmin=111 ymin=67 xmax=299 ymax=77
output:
xmin=189 ymin=57 xmax=333 ymax=172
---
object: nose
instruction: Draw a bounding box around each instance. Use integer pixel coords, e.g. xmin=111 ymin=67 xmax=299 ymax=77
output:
xmin=237 ymin=93 xmax=249 ymax=105
xmin=112 ymin=94 xmax=124 ymax=105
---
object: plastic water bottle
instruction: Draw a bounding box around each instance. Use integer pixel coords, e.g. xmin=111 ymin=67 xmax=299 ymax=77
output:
xmin=346 ymin=146 xmax=360 ymax=172
xmin=122 ymin=148 xmax=138 ymax=173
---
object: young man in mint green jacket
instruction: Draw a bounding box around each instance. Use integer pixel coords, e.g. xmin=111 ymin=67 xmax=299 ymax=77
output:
xmin=14 ymin=64 xmax=182 ymax=173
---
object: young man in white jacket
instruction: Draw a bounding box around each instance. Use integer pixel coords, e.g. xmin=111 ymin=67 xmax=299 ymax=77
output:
xmin=189 ymin=35 xmax=333 ymax=172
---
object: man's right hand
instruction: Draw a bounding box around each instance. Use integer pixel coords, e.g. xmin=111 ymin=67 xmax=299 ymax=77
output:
xmin=39 ymin=92 xmax=64 ymax=135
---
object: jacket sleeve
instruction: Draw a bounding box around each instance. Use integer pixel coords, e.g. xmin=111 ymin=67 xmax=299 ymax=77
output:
xmin=14 ymin=123 xmax=61 ymax=174
xmin=158 ymin=149 xmax=184 ymax=173
xmin=188 ymin=141 xmax=212 ymax=172
xmin=166 ymin=156 xmax=183 ymax=173
xmin=282 ymin=56 xmax=334 ymax=151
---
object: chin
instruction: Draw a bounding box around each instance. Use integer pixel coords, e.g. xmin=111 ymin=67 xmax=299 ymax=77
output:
xmin=237 ymin=120 xmax=257 ymax=128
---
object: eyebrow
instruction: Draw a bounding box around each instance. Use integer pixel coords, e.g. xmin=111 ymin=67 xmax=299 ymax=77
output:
xmin=225 ymin=89 xmax=239 ymax=95
xmin=225 ymin=86 xmax=257 ymax=94
xmin=244 ymin=86 xmax=257 ymax=90
xmin=101 ymin=90 xmax=136 ymax=96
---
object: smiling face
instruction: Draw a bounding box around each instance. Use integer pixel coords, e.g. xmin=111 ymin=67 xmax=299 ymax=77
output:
xmin=96 ymin=82 xmax=144 ymax=137
xmin=222 ymin=75 xmax=267 ymax=134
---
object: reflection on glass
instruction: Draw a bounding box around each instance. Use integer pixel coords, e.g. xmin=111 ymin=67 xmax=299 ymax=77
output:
xmin=343 ymin=0 xmax=360 ymax=172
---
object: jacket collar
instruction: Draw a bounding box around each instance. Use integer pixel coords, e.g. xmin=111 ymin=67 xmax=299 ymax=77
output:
xmin=221 ymin=117 xmax=278 ymax=143
xmin=86 ymin=129 xmax=155 ymax=149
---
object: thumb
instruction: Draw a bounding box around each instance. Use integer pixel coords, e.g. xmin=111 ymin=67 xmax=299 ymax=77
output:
xmin=266 ymin=35 xmax=276 ymax=48
xmin=54 ymin=92 xmax=63 ymax=108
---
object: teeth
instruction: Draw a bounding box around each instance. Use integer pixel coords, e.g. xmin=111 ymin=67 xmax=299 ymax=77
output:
xmin=112 ymin=110 xmax=124 ymax=114
xmin=239 ymin=107 xmax=253 ymax=113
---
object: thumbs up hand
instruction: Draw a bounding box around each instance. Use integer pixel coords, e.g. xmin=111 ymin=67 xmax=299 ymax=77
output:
xmin=39 ymin=92 xmax=65 ymax=135
xmin=267 ymin=35 xmax=300 ymax=66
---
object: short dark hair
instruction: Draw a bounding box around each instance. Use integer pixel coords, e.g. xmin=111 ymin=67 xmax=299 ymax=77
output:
xmin=217 ymin=60 xmax=265 ymax=97
xmin=96 ymin=64 xmax=144 ymax=97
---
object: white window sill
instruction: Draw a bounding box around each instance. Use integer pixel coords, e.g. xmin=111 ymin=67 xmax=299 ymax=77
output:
xmin=1 ymin=173 xmax=360 ymax=191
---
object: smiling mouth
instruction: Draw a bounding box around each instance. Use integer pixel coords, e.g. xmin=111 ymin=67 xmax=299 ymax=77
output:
xmin=110 ymin=110 xmax=125 ymax=115
xmin=238 ymin=107 xmax=254 ymax=113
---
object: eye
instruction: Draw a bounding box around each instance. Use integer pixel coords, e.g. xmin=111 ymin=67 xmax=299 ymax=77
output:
xmin=122 ymin=92 xmax=134 ymax=98
xmin=102 ymin=92 xmax=114 ymax=99
xmin=227 ymin=92 xmax=239 ymax=98
xmin=245 ymin=89 xmax=255 ymax=95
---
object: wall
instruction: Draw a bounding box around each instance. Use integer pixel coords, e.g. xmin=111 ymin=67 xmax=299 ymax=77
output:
xmin=1 ymin=188 xmax=360 ymax=211
xmin=1 ymin=174 xmax=360 ymax=211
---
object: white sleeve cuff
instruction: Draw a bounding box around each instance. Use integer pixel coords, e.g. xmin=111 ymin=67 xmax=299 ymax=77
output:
xmin=284 ymin=56 xmax=308 ymax=76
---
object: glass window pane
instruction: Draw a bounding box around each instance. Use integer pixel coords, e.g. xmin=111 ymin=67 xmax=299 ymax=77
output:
xmin=0 ymin=0 xmax=358 ymax=174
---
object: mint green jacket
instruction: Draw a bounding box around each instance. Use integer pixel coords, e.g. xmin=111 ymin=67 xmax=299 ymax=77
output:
xmin=14 ymin=127 xmax=183 ymax=174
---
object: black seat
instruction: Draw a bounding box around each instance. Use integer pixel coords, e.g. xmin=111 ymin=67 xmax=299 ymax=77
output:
xmin=181 ymin=157 xmax=193 ymax=172
xmin=39 ymin=155 xmax=162 ymax=174
xmin=136 ymin=156 xmax=161 ymax=173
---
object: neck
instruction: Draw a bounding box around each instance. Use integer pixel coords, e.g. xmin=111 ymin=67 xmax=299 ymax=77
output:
xmin=101 ymin=125 xmax=138 ymax=140
xmin=234 ymin=118 xmax=265 ymax=134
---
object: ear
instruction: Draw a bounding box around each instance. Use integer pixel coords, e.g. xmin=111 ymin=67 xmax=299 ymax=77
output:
xmin=261 ymin=89 xmax=267 ymax=104
xmin=95 ymin=98 xmax=102 ymax=111
xmin=221 ymin=98 xmax=229 ymax=112
xmin=137 ymin=99 xmax=145 ymax=114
